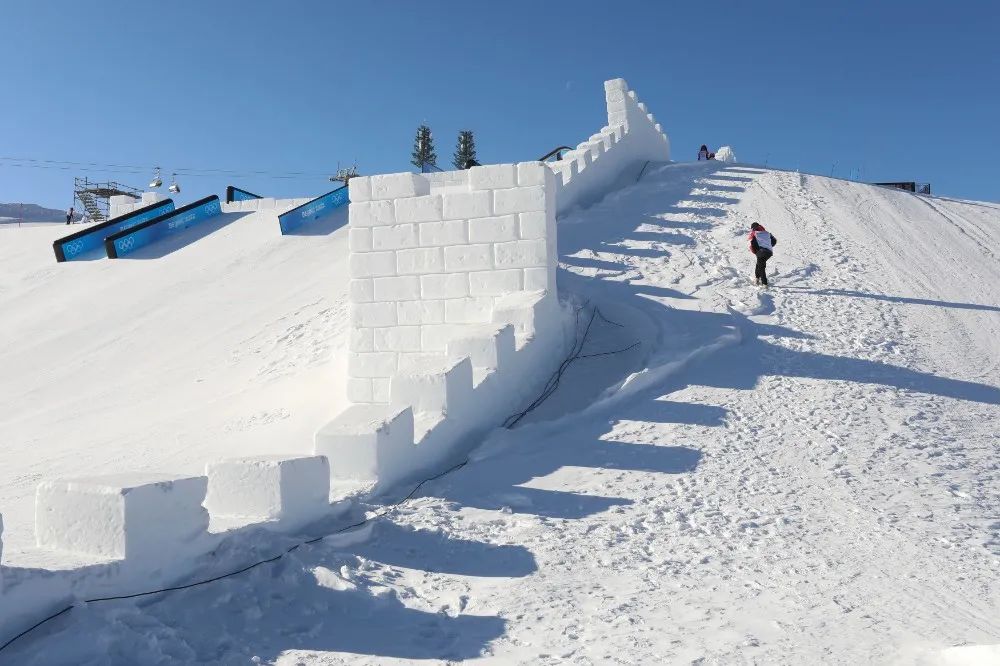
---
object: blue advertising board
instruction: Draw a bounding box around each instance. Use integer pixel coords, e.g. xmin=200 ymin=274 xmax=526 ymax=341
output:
xmin=53 ymin=199 xmax=175 ymax=262
xmin=277 ymin=186 xmax=349 ymax=234
xmin=104 ymin=195 xmax=222 ymax=258
xmin=226 ymin=186 xmax=262 ymax=203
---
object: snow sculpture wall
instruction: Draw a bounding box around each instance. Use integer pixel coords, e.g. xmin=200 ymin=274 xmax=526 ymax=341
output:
xmin=548 ymin=78 xmax=670 ymax=214
xmin=341 ymin=165 xmax=558 ymax=404
xmin=314 ymin=163 xmax=565 ymax=486
xmin=1 ymin=77 xmax=671 ymax=636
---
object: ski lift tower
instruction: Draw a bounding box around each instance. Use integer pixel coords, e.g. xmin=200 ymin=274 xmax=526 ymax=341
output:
xmin=73 ymin=176 xmax=143 ymax=223
xmin=330 ymin=164 xmax=359 ymax=187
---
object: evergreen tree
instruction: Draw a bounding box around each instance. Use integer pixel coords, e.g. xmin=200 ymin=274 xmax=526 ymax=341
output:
xmin=410 ymin=125 xmax=437 ymax=171
xmin=453 ymin=130 xmax=478 ymax=169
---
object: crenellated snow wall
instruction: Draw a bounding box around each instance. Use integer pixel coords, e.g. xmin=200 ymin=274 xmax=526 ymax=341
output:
xmin=0 ymin=77 xmax=671 ymax=639
xmin=312 ymin=161 xmax=567 ymax=487
xmin=549 ymin=78 xmax=670 ymax=214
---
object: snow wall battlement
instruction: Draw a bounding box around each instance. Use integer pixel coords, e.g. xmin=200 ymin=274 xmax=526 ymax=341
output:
xmin=309 ymin=78 xmax=669 ymax=489
xmin=310 ymin=162 xmax=568 ymax=488
xmin=0 ymin=77 xmax=670 ymax=637
xmin=550 ymin=78 xmax=670 ymax=213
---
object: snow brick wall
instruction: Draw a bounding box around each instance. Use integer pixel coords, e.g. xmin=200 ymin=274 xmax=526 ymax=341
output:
xmin=549 ymin=78 xmax=671 ymax=213
xmin=311 ymin=78 xmax=669 ymax=489
xmin=314 ymin=162 xmax=567 ymax=487
xmin=0 ymin=77 xmax=672 ymax=636
xmin=108 ymin=192 xmax=169 ymax=220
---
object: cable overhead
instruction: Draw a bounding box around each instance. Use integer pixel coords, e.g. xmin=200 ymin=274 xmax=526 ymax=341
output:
xmin=0 ymin=156 xmax=338 ymax=180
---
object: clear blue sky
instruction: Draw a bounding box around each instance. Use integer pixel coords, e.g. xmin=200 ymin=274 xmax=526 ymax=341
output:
xmin=2 ymin=0 xmax=998 ymax=209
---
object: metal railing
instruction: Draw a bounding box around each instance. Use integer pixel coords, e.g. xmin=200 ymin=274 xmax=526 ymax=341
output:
xmin=537 ymin=146 xmax=574 ymax=162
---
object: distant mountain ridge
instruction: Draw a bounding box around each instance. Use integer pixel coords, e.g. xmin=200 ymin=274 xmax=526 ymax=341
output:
xmin=0 ymin=202 xmax=76 ymax=223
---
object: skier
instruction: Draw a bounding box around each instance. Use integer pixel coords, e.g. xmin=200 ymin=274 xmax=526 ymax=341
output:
xmin=748 ymin=222 xmax=777 ymax=286
xmin=698 ymin=145 xmax=710 ymax=161
xmin=65 ymin=206 xmax=74 ymax=225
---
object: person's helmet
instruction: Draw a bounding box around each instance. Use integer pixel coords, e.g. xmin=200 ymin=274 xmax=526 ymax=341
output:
xmin=750 ymin=222 xmax=762 ymax=230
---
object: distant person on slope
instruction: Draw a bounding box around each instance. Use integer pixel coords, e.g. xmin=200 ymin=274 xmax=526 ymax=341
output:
xmin=65 ymin=206 xmax=74 ymax=225
xmin=748 ymin=222 xmax=777 ymax=286
xmin=698 ymin=145 xmax=710 ymax=161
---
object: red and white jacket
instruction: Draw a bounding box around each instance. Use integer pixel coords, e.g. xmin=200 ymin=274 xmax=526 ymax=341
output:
xmin=748 ymin=227 xmax=777 ymax=253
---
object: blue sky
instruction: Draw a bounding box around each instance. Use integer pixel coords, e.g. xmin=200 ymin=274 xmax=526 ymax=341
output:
xmin=2 ymin=0 xmax=998 ymax=209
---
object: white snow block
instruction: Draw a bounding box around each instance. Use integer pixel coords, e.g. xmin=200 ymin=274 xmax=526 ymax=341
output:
xmin=350 ymin=200 xmax=395 ymax=228
xmin=442 ymin=190 xmax=491 ymax=220
xmin=109 ymin=195 xmax=138 ymax=206
xmin=314 ymin=405 xmax=415 ymax=482
xmin=493 ymin=186 xmax=546 ymax=215
xmin=492 ymin=290 xmax=558 ymax=339
xmin=348 ymin=176 xmax=372 ymax=202
xmin=446 ymin=323 xmax=515 ymax=372
xmin=391 ymin=356 xmax=473 ymax=416
xmin=369 ymin=173 xmax=430 ymax=201
xmin=393 ymin=195 xmax=443 ymax=224
xmin=35 ymin=473 xmax=209 ymax=561
xmin=715 ymin=146 xmax=737 ymax=163
xmin=204 ymin=455 xmax=330 ymax=528
xmin=469 ymin=164 xmax=517 ymax=190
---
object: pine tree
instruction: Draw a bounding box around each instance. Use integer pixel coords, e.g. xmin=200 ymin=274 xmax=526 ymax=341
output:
xmin=410 ymin=125 xmax=437 ymax=171
xmin=453 ymin=130 xmax=477 ymax=169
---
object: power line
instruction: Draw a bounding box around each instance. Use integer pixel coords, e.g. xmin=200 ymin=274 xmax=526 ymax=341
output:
xmin=0 ymin=156 xmax=336 ymax=180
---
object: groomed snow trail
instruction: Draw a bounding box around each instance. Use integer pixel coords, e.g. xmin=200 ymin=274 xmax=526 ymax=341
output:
xmin=8 ymin=164 xmax=999 ymax=664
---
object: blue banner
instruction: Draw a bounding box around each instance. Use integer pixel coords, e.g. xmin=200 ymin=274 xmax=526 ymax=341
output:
xmin=226 ymin=186 xmax=262 ymax=203
xmin=105 ymin=195 xmax=222 ymax=258
xmin=277 ymin=186 xmax=349 ymax=234
xmin=53 ymin=199 xmax=175 ymax=262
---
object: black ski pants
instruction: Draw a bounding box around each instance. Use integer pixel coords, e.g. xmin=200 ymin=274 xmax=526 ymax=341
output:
xmin=754 ymin=248 xmax=772 ymax=283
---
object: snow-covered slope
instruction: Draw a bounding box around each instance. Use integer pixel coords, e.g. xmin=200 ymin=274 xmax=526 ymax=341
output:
xmin=3 ymin=163 xmax=999 ymax=663
xmin=0 ymin=209 xmax=351 ymax=562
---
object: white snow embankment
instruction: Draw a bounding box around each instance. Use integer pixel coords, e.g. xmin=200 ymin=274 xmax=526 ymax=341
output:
xmin=0 ymin=207 xmax=351 ymax=563
xmin=5 ymin=162 xmax=1000 ymax=663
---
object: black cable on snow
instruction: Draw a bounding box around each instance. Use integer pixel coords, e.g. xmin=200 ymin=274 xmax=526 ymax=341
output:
xmin=502 ymin=303 xmax=641 ymax=428
xmin=0 ymin=304 xmax=638 ymax=657
xmin=0 ymin=458 xmax=469 ymax=656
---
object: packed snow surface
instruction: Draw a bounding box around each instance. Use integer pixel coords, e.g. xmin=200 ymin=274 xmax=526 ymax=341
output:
xmin=2 ymin=163 xmax=999 ymax=663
